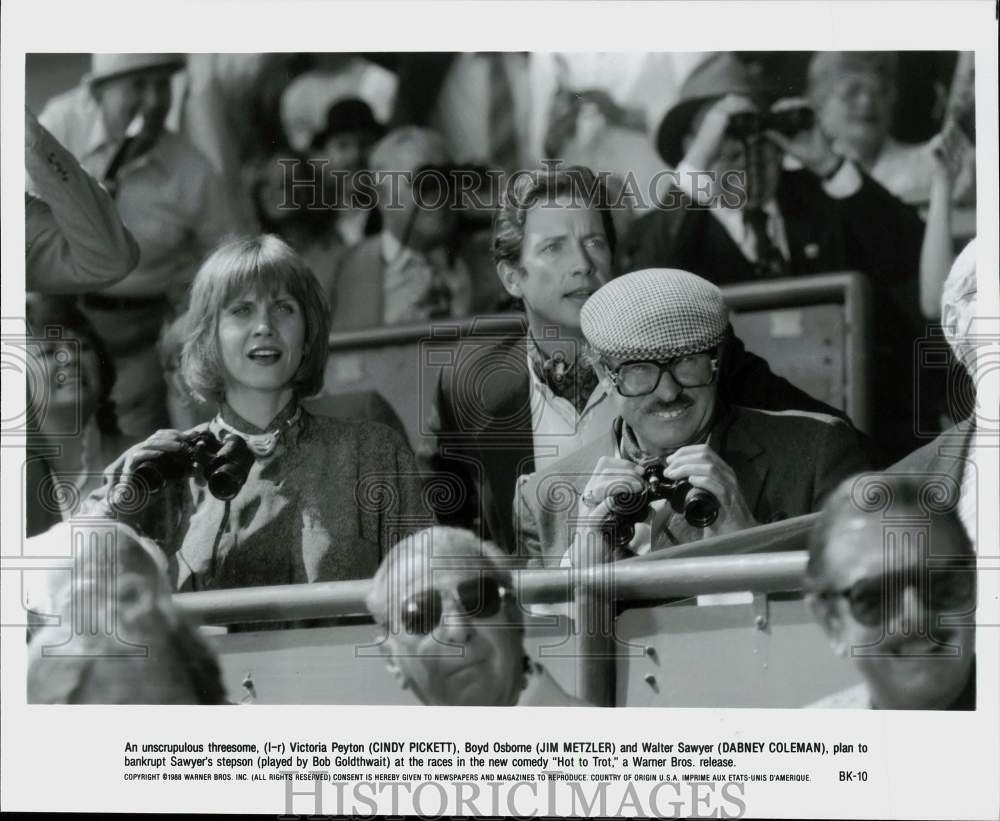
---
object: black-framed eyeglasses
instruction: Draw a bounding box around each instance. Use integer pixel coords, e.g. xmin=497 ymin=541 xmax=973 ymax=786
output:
xmin=399 ymin=576 xmax=511 ymax=635
xmin=607 ymin=351 xmax=718 ymax=398
xmin=818 ymin=568 xmax=976 ymax=628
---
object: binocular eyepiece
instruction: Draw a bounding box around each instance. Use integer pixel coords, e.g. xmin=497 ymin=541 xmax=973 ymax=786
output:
xmin=131 ymin=431 xmax=254 ymax=501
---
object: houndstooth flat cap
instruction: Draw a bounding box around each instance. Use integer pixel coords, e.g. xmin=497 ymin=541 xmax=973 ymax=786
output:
xmin=581 ymin=269 xmax=729 ymax=360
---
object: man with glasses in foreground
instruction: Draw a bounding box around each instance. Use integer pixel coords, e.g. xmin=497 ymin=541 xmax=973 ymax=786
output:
xmin=805 ymin=473 xmax=976 ymax=709
xmin=515 ymin=268 xmax=872 ymax=567
xmin=365 ymin=526 xmax=587 ymax=706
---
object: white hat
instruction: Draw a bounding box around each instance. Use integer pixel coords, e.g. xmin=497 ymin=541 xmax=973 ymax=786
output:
xmin=88 ymin=53 xmax=185 ymax=86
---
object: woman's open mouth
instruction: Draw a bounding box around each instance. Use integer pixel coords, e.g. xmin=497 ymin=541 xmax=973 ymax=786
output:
xmin=247 ymin=346 xmax=282 ymax=364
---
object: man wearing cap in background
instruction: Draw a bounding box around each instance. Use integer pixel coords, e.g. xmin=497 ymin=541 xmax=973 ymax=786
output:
xmin=622 ymin=52 xmax=926 ymax=462
xmin=424 ymin=166 xmax=852 ymax=557
xmin=39 ymin=53 xmax=240 ymax=441
xmin=515 ymin=269 xmax=872 ymax=568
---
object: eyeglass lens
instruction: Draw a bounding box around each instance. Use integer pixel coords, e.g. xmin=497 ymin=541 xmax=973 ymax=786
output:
xmin=617 ymin=355 xmax=714 ymax=397
xmin=845 ymin=569 xmax=976 ymax=628
xmin=400 ymin=577 xmax=504 ymax=635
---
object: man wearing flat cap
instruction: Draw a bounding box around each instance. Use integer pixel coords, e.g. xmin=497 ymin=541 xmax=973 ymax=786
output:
xmin=622 ymin=51 xmax=927 ymax=461
xmin=39 ymin=54 xmax=240 ymax=440
xmin=424 ymin=165 xmax=852 ymax=556
xmin=515 ymin=269 xmax=873 ymax=567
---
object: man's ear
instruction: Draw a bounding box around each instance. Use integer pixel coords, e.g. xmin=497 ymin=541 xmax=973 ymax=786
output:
xmin=807 ymin=593 xmax=848 ymax=657
xmin=497 ymin=261 xmax=525 ymax=299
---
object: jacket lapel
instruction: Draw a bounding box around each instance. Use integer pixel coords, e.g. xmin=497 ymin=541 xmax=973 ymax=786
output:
xmin=713 ymin=408 xmax=768 ymax=517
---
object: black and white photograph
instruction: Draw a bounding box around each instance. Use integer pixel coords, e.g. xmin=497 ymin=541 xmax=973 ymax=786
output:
xmin=2 ymin=1 xmax=998 ymax=818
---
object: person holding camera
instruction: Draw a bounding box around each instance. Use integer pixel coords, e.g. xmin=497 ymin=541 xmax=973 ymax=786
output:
xmin=83 ymin=235 xmax=429 ymax=591
xmin=624 ymin=52 xmax=924 ymax=283
xmin=514 ymin=269 xmax=873 ymax=567
xmin=623 ymin=52 xmax=930 ymax=462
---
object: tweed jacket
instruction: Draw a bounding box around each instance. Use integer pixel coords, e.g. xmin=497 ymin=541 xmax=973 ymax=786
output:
xmin=423 ymin=323 xmax=849 ymax=555
xmin=514 ymin=405 xmax=873 ymax=567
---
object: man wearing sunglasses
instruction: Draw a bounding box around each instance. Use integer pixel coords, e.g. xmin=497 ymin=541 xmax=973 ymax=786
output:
xmin=515 ymin=268 xmax=872 ymax=567
xmin=805 ymin=474 xmax=976 ymax=710
xmin=365 ymin=527 xmax=586 ymax=706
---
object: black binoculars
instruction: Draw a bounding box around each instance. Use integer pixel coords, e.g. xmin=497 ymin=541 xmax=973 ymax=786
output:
xmin=132 ymin=431 xmax=254 ymax=501
xmin=604 ymin=461 xmax=721 ymax=548
xmin=727 ymin=105 xmax=815 ymax=140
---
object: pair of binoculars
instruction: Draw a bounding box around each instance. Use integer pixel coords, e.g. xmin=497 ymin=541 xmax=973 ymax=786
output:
xmin=604 ymin=461 xmax=721 ymax=548
xmin=131 ymin=431 xmax=254 ymax=501
xmin=727 ymin=105 xmax=815 ymax=140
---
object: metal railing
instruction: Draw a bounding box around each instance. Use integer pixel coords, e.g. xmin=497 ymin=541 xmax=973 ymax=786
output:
xmin=173 ymin=512 xmax=817 ymax=707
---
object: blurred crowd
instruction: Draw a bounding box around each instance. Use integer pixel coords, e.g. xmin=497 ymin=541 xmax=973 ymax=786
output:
xmin=22 ymin=51 xmax=982 ymax=708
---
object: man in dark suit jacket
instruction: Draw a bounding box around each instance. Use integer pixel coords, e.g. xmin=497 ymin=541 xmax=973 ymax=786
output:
xmin=513 ymin=268 xmax=872 ymax=567
xmin=622 ymin=53 xmax=926 ymax=461
xmin=419 ymin=163 xmax=860 ymax=553
xmin=423 ymin=167 xmax=860 ymax=556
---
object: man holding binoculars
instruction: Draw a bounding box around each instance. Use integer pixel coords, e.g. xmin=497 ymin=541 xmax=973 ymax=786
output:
xmin=515 ymin=268 xmax=872 ymax=567
xmin=624 ymin=52 xmax=924 ymax=284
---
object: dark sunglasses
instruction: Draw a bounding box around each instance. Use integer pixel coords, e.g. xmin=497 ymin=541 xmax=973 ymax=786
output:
xmin=820 ymin=568 xmax=976 ymax=628
xmin=399 ymin=576 xmax=510 ymax=635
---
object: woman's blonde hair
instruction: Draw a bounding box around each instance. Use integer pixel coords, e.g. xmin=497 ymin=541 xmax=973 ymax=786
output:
xmin=181 ymin=235 xmax=331 ymax=403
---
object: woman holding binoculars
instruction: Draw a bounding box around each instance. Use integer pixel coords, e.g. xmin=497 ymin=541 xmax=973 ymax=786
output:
xmin=86 ymin=235 xmax=428 ymax=591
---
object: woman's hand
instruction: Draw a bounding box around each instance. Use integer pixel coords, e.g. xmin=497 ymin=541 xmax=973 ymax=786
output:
xmin=105 ymin=429 xmax=189 ymax=511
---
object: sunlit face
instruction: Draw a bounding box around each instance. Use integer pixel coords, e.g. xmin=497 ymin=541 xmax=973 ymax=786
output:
xmin=816 ymin=71 xmax=893 ymax=153
xmin=381 ymin=565 xmax=524 ymax=707
xmin=92 ymin=70 xmax=172 ymax=142
xmin=604 ymin=355 xmax=718 ymax=456
xmin=503 ymin=196 xmax=612 ymax=333
xmin=31 ymin=334 xmax=100 ymax=429
xmin=217 ymin=288 xmax=307 ymax=397
xmin=815 ymin=515 xmax=976 ymax=710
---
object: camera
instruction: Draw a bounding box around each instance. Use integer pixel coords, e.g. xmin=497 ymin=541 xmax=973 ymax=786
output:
xmin=604 ymin=460 xmax=720 ymax=548
xmin=132 ymin=430 xmax=254 ymax=501
xmin=727 ymin=105 xmax=815 ymax=140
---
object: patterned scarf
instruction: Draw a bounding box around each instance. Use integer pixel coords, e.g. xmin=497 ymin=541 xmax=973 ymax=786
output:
xmin=528 ymin=337 xmax=600 ymax=415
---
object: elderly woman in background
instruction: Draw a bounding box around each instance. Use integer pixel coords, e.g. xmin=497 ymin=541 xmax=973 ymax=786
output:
xmin=808 ymin=51 xmax=974 ymax=319
xmin=807 ymin=51 xmax=974 ymax=208
xmin=85 ymin=235 xmax=430 ymax=591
